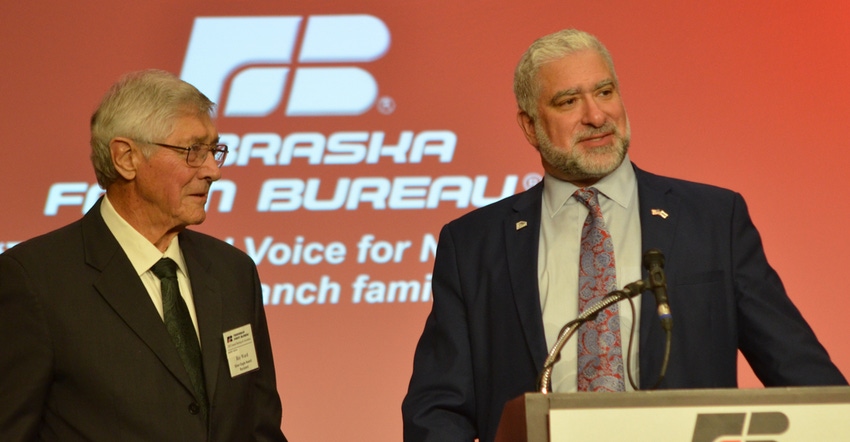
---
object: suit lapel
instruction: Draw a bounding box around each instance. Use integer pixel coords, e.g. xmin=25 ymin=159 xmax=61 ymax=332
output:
xmin=180 ymin=232 xmax=224 ymax=403
xmin=635 ymin=166 xmax=680 ymax=266
xmin=634 ymin=165 xmax=682 ymax=381
xmin=505 ymin=168 xmax=684 ymax=381
xmin=82 ymin=202 xmax=198 ymax=396
xmin=505 ymin=183 xmax=548 ymax=370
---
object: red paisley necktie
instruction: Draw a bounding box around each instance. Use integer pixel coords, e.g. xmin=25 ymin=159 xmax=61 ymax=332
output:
xmin=574 ymin=187 xmax=625 ymax=392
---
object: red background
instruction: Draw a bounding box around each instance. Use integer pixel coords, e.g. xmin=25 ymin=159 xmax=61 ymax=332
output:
xmin=1 ymin=1 xmax=848 ymax=440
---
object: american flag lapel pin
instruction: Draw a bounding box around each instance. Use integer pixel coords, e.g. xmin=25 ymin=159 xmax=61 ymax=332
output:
xmin=651 ymin=209 xmax=669 ymax=219
xmin=516 ymin=220 xmax=528 ymax=230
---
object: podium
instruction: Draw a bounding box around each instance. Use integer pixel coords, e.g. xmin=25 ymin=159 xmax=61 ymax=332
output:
xmin=494 ymin=386 xmax=850 ymax=441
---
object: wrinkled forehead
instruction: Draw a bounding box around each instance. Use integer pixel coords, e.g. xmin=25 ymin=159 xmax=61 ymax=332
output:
xmin=535 ymin=50 xmax=616 ymax=96
xmin=166 ymin=112 xmax=219 ymax=144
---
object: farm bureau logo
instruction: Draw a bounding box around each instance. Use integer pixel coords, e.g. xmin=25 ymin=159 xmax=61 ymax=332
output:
xmin=692 ymin=412 xmax=789 ymax=442
xmin=180 ymin=15 xmax=390 ymax=117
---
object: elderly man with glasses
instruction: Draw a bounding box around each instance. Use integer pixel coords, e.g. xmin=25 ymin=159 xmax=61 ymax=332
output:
xmin=0 ymin=69 xmax=287 ymax=441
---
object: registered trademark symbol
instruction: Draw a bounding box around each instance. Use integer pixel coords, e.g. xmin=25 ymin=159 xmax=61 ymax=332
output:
xmin=523 ymin=173 xmax=542 ymax=190
xmin=377 ymin=96 xmax=396 ymax=114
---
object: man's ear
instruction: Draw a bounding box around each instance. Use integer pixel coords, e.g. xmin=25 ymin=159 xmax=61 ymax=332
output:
xmin=517 ymin=111 xmax=539 ymax=148
xmin=110 ymin=138 xmax=138 ymax=180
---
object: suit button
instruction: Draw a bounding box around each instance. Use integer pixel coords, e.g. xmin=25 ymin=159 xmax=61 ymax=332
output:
xmin=188 ymin=403 xmax=200 ymax=415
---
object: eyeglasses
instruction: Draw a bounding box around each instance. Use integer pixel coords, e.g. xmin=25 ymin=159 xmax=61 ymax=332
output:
xmin=147 ymin=141 xmax=228 ymax=168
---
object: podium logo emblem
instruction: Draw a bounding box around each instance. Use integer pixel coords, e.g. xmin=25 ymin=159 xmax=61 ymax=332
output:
xmin=691 ymin=412 xmax=789 ymax=442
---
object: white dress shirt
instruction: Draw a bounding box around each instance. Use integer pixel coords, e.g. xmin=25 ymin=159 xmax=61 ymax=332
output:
xmin=537 ymin=155 xmax=642 ymax=392
xmin=100 ymin=195 xmax=202 ymax=342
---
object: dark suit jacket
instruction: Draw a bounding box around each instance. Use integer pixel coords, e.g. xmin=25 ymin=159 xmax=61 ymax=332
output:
xmin=402 ymin=164 xmax=847 ymax=442
xmin=0 ymin=199 xmax=286 ymax=441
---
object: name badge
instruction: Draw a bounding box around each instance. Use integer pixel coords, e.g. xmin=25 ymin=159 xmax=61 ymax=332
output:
xmin=223 ymin=324 xmax=260 ymax=377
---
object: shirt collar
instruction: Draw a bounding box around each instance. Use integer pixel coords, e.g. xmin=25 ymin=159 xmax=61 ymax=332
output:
xmin=542 ymin=154 xmax=637 ymax=217
xmin=100 ymin=195 xmax=186 ymax=276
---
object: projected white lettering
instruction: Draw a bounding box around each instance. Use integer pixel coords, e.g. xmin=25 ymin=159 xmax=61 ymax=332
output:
xmin=44 ymin=183 xmax=104 ymax=215
xmin=262 ymin=276 xmax=342 ymax=305
xmin=350 ymin=273 xmax=433 ymax=303
xmin=222 ymin=130 xmax=457 ymax=166
xmin=0 ymin=242 xmax=21 ymax=253
xmin=257 ymin=175 xmax=519 ymax=211
xmin=244 ymin=236 xmax=347 ymax=265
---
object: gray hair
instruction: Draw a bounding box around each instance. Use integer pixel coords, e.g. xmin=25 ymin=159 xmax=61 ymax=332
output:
xmin=89 ymin=69 xmax=215 ymax=188
xmin=513 ymin=29 xmax=617 ymax=120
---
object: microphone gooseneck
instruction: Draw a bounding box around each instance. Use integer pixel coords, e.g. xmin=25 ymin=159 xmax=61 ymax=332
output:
xmin=536 ymin=249 xmax=675 ymax=393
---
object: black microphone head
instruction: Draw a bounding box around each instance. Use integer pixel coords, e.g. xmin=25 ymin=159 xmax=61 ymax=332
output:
xmin=643 ymin=248 xmax=665 ymax=269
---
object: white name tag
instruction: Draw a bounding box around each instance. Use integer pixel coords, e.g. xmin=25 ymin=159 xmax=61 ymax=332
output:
xmin=223 ymin=324 xmax=259 ymax=377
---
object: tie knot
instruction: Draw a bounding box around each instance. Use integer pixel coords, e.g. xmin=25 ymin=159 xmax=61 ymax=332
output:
xmin=151 ymin=257 xmax=178 ymax=280
xmin=573 ymin=187 xmax=601 ymax=209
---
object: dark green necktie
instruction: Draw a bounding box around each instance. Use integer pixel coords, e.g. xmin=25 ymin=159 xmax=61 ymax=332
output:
xmin=151 ymin=257 xmax=209 ymax=420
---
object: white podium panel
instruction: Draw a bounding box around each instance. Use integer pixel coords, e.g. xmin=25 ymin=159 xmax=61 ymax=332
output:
xmin=551 ymin=403 xmax=850 ymax=441
xmin=496 ymin=386 xmax=850 ymax=442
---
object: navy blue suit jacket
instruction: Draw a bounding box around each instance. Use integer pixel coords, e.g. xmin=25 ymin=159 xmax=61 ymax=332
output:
xmin=402 ymin=164 xmax=846 ymax=442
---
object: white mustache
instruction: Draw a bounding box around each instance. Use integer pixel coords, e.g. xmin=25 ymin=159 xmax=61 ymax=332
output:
xmin=574 ymin=123 xmax=619 ymax=143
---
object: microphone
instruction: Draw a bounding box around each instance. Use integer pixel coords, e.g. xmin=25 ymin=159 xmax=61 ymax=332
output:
xmin=620 ymin=279 xmax=646 ymax=299
xmin=643 ymin=249 xmax=673 ymax=331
